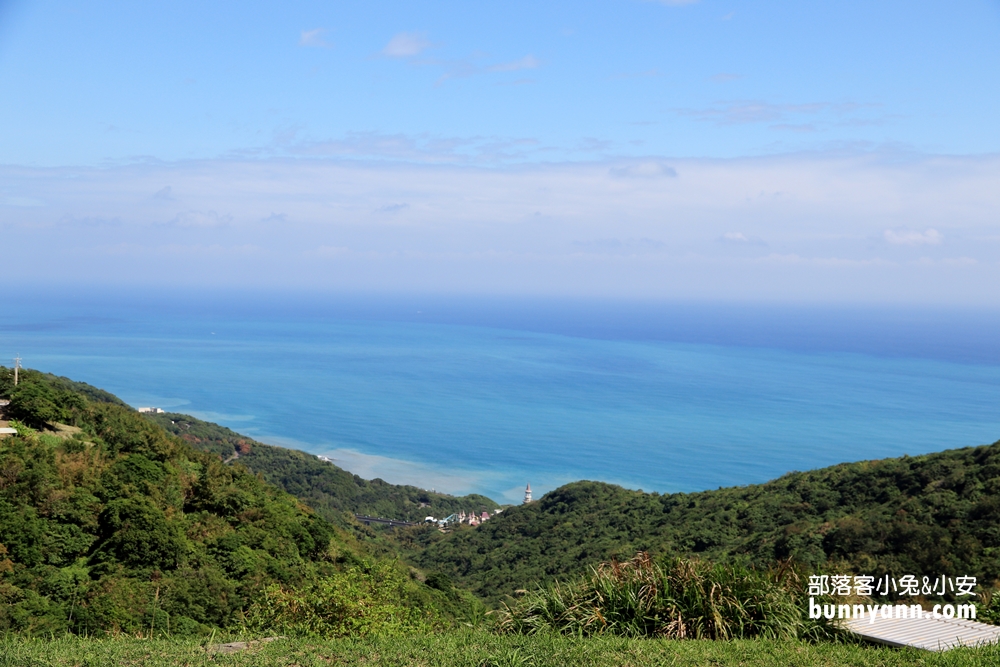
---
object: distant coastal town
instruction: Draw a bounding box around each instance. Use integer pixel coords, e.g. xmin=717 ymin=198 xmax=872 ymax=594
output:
xmin=422 ymin=483 xmax=532 ymax=527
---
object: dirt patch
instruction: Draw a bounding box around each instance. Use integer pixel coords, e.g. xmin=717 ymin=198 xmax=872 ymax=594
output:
xmin=206 ymin=636 xmax=286 ymax=655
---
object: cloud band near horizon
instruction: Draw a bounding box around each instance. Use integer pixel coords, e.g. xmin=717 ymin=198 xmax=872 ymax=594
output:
xmin=1 ymin=151 xmax=998 ymax=304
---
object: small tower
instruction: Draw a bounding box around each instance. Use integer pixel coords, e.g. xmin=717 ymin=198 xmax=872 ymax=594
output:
xmin=523 ymin=483 xmax=532 ymax=504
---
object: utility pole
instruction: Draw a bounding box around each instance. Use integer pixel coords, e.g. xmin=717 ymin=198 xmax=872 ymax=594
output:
xmin=13 ymin=355 xmax=21 ymax=386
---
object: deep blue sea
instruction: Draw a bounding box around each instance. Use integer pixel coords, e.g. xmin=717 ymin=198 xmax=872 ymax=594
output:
xmin=3 ymin=291 xmax=1000 ymax=503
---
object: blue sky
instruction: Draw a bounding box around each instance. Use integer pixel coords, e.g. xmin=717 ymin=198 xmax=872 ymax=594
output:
xmin=2 ymin=1 xmax=1000 ymax=302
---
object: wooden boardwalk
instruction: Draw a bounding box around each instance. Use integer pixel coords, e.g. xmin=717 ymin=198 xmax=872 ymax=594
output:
xmin=843 ymin=615 xmax=1000 ymax=651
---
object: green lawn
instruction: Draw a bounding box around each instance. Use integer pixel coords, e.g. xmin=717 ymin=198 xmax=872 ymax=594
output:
xmin=3 ymin=634 xmax=999 ymax=667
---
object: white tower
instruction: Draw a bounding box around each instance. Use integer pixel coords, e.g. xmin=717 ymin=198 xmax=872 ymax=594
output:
xmin=523 ymin=483 xmax=532 ymax=504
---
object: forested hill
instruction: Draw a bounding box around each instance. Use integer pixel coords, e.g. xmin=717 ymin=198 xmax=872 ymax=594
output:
xmin=412 ymin=440 xmax=1000 ymax=602
xmin=145 ymin=412 xmax=500 ymax=526
xmin=6 ymin=365 xmax=999 ymax=624
xmin=0 ymin=368 xmax=469 ymax=636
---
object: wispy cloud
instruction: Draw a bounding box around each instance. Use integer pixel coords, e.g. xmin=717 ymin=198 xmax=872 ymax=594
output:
xmin=376 ymin=203 xmax=409 ymax=214
xmin=2 ymin=196 xmax=45 ymax=207
xmin=770 ymin=123 xmax=817 ymax=133
xmin=678 ymin=100 xmax=873 ymax=127
xmin=711 ymin=73 xmax=741 ymax=83
xmin=167 ymin=210 xmax=232 ymax=228
xmin=287 ymin=131 xmax=542 ymax=163
xmin=884 ymin=228 xmax=943 ymax=246
xmin=152 ymin=186 xmax=175 ymax=201
xmin=719 ymin=231 xmax=767 ymax=246
xmin=681 ymin=101 xmax=822 ymax=124
xmin=299 ymin=28 xmax=332 ymax=49
xmin=382 ymin=31 xmax=431 ymax=57
xmin=2 ymin=152 xmax=997 ymax=302
xmin=312 ymin=245 xmax=350 ymax=258
xmin=578 ymin=137 xmax=613 ymax=153
xmin=609 ymin=69 xmax=661 ymax=81
xmin=571 ymin=237 xmax=667 ymax=254
xmin=379 ymin=34 xmax=540 ymax=85
xmin=489 ymin=55 xmax=539 ymax=72
xmin=608 ymin=161 xmax=677 ymax=178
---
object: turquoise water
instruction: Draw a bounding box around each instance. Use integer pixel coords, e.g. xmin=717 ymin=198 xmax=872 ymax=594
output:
xmin=2 ymin=294 xmax=1000 ymax=503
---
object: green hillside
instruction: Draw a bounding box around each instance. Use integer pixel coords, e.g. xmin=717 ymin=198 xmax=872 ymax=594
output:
xmin=144 ymin=412 xmax=500 ymax=527
xmin=412 ymin=441 xmax=1000 ymax=602
xmin=5 ymin=365 xmax=1000 ymax=644
xmin=0 ymin=369 xmax=467 ymax=636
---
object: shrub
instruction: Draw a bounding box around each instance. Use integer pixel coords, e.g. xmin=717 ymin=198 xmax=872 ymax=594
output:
xmin=979 ymin=588 xmax=1000 ymax=625
xmin=496 ymin=552 xmax=804 ymax=640
xmin=244 ymin=560 xmax=431 ymax=638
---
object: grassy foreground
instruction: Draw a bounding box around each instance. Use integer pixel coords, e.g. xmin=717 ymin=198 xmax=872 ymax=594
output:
xmin=3 ymin=634 xmax=1000 ymax=667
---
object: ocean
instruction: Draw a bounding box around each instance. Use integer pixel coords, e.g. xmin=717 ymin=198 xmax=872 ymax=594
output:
xmin=3 ymin=291 xmax=1000 ymax=503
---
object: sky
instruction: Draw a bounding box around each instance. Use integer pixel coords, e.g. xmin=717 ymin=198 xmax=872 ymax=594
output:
xmin=2 ymin=0 xmax=1000 ymax=303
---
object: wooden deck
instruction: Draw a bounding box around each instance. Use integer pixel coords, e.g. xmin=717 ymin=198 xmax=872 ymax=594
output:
xmin=843 ymin=615 xmax=1000 ymax=651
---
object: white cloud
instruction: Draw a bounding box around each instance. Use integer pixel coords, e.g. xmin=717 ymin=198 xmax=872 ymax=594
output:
xmin=167 ymin=210 xmax=232 ymax=228
xmin=679 ymin=100 xmax=875 ymax=128
xmin=571 ymin=237 xmax=667 ymax=254
xmin=288 ymin=131 xmax=542 ymax=163
xmin=299 ymin=28 xmax=332 ymax=49
xmin=884 ymin=228 xmax=943 ymax=246
xmin=608 ymin=161 xmax=677 ymax=178
xmin=910 ymin=256 xmax=977 ymax=266
xmin=719 ymin=232 xmax=766 ymax=246
xmin=1 ymin=152 xmax=998 ymax=303
xmin=313 ymin=245 xmax=350 ymax=258
xmin=152 ymin=186 xmax=175 ymax=201
xmin=489 ymin=55 xmax=540 ymax=72
xmin=382 ymin=32 xmax=431 ymax=58
xmin=2 ymin=196 xmax=44 ymax=207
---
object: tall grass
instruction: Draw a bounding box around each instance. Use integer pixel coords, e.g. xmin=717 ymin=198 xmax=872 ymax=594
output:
xmin=496 ymin=552 xmax=805 ymax=639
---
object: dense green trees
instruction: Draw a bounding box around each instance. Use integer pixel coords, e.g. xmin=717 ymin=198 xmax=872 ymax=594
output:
xmin=146 ymin=412 xmax=500 ymax=526
xmin=412 ymin=443 xmax=1000 ymax=604
xmin=0 ymin=369 xmax=460 ymax=636
xmin=4 ymin=365 xmax=999 ymax=639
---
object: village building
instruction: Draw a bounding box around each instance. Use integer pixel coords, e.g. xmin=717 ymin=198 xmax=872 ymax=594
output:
xmin=0 ymin=399 xmax=14 ymax=437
